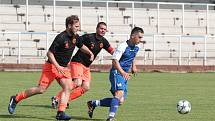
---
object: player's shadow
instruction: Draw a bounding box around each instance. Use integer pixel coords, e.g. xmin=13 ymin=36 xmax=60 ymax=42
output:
xmin=1 ymin=114 xmax=105 ymax=121
xmin=73 ymin=116 xmax=104 ymax=121
xmin=51 ymin=115 xmax=104 ymax=121
xmin=0 ymin=114 xmax=53 ymax=120
xmin=20 ymin=104 xmax=51 ymax=109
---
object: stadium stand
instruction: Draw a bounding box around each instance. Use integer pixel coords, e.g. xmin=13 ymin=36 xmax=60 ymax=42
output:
xmin=0 ymin=0 xmax=215 ymax=67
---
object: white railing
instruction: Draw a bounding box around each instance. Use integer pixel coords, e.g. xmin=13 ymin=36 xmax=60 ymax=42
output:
xmin=1 ymin=31 xmax=215 ymax=65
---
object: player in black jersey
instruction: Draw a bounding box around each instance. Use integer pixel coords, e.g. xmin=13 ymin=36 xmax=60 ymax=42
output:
xmin=8 ymin=15 xmax=93 ymax=121
xmin=52 ymin=22 xmax=114 ymax=112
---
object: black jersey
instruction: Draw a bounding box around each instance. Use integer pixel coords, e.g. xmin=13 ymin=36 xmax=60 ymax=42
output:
xmin=71 ymin=33 xmax=113 ymax=67
xmin=48 ymin=31 xmax=83 ymax=67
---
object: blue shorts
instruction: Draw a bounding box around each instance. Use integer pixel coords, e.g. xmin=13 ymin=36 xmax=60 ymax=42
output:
xmin=109 ymin=70 xmax=128 ymax=99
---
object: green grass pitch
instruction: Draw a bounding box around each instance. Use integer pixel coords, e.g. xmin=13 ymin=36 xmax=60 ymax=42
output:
xmin=0 ymin=71 xmax=215 ymax=121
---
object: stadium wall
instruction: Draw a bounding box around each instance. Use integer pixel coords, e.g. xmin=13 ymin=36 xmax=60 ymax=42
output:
xmin=1 ymin=63 xmax=215 ymax=72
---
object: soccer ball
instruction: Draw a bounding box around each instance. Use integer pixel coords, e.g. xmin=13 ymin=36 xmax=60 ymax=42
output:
xmin=177 ymin=100 xmax=191 ymax=114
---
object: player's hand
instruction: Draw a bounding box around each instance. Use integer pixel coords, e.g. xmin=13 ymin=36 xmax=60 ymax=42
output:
xmin=56 ymin=65 xmax=65 ymax=75
xmin=131 ymin=68 xmax=137 ymax=77
xmin=122 ymin=72 xmax=130 ymax=81
xmin=132 ymin=72 xmax=137 ymax=77
xmin=66 ymin=63 xmax=71 ymax=69
xmin=89 ymin=52 xmax=94 ymax=61
xmin=131 ymin=66 xmax=137 ymax=73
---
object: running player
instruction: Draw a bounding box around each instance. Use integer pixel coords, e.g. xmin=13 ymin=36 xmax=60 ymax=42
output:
xmin=87 ymin=27 xmax=144 ymax=121
xmin=8 ymin=15 xmax=93 ymax=120
xmin=51 ymin=22 xmax=114 ymax=109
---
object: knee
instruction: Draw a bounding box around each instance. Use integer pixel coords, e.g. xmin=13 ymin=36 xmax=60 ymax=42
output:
xmin=37 ymin=86 xmax=46 ymax=94
xmin=115 ymin=91 xmax=125 ymax=105
xmin=82 ymin=85 xmax=90 ymax=92
xmin=73 ymin=78 xmax=82 ymax=87
xmin=114 ymin=96 xmax=124 ymax=105
xmin=119 ymin=97 xmax=125 ymax=105
xmin=64 ymin=85 xmax=73 ymax=92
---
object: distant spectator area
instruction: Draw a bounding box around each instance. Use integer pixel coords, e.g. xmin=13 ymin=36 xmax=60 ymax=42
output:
xmin=0 ymin=0 xmax=215 ymax=65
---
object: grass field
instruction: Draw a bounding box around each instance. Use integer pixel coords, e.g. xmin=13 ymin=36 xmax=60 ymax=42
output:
xmin=0 ymin=72 xmax=215 ymax=121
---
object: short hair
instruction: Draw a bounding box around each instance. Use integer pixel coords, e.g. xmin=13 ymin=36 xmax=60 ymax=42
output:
xmin=130 ymin=27 xmax=144 ymax=35
xmin=96 ymin=22 xmax=107 ymax=29
xmin=65 ymin=15 xmax=79 ymax=28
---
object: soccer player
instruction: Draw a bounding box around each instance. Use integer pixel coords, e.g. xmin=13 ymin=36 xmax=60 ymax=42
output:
xmin=8 ymin=15 xmax=93 ymax=120
xmin=51 ymin=22 xmax=114 ymax=109
xmin=87 ymin=27 xmax=144 ymax=121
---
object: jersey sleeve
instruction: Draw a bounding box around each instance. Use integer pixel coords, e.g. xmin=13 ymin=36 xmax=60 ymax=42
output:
xmin=75 ymin=35 xmax=83 ymax=48
xmin=112 ymin=42 xmax=127 ymax=61
xmin=103 ymin=38 xmax=114 ymax=54
xmin=49 ymin=34 xmax=63 ymax=53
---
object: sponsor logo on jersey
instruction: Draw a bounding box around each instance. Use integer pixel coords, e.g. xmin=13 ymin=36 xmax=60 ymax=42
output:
xmin=117 ymin=83 xmax=122 ymax=87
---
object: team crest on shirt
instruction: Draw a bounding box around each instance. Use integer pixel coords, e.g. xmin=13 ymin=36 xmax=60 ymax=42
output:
xmin=90 ymin=42 xmax=95 ymax=49
xmin=65 ymin=42 xmax=69 ymax=48
xmin=99 ymin=42 xmax=103 ymax=48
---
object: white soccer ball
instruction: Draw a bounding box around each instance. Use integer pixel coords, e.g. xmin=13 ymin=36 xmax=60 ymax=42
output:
xmin=177 ymin=100 xmax=191 ymax=114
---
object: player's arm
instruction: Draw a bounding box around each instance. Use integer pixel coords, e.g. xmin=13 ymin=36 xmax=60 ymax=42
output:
xmin=47 ymin=35 xmax=66 ymax=74
xmin=112 ymin=59 xmax=130 ymax=81
xmin=103 ymin=38 xmax=115 ymax=55
xmin=131 ymin=44 xmax=141 ymax=75
xmin=108 ymin=46 xmax=115 ymax=55
xmin=112 ymin=43 xmax=130 ymax=80
xmin=79 ymin=45 xmax=94 ymax=61
xmin=47 ymin=51 xmax=65 ymax=74
xmin=76 ymin=35 xmax=94 ymax=61
xmin=131 ymin=59 xmax=137 ymax=74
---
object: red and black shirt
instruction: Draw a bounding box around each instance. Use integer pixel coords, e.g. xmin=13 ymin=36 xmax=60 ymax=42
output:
xmin=48 ymin=31 xmax=82 ymax=67
xmin=71 ymin=33 xmax=113 ymax=67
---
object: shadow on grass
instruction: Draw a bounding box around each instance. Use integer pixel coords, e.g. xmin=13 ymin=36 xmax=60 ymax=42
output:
xmin=20 ymin=104 xmax=51 ymax=109
xmin=0 ymin=114 xmax=53 ymax=120
xmin=72 ymin=115 xmax=104 ymax=121
xmin=50 ymin=115 xmax=105 ymax=121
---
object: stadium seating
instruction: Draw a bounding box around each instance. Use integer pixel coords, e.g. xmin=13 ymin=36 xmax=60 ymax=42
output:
xmin=0 ymin=1 xmax=215 ymax=65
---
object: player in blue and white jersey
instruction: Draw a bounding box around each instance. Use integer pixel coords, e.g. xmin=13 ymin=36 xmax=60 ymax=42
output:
xmin=87 ymin=27 xmax=144 ymax=121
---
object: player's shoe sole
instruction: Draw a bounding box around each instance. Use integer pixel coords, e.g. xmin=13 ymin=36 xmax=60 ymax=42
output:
xmin=87 ymin=101 xmax=95 ymax=118
xmin=8 ymin=96 xmax=17 ymax=114
xmin=56 ymin=111 xmax=71 ymax=120
xmin=106 ymin=117 xmax=116 ymax=121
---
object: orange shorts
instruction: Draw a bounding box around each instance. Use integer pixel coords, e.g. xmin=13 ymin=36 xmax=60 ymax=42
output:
xmin=38 ymin=62 xmax=71 ymax=89
xmin=70 ymin=62 xmax=91 ymax=82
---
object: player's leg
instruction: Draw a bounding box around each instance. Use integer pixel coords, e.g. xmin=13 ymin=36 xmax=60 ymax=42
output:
xmin=106 ymin=73 xmax=127 ymax=120
xmin=108 ymin=90 xmax=124 ymax=118
xmin=87 ymin=97 xmax=112 ymax=118
xmin=58 ymin=62 xmax=91 ymax=102
xmin=8 ymin=63 xmax=56 ymax=114
xmin=87 ymin=71 xmax=116 ymax=118
xmin=56 ymin=78 xmax=74 ymax=120
xmin=51 ymin=68 xmax=73 ymax=109
xmin=51 ymin=62 xmax=89 ymax=108
xmin=68 ymin=62 xmax=90 ymax=101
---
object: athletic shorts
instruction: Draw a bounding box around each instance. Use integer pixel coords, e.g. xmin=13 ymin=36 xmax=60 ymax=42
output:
xmin=38 ymin=62 xmax=71 ymax=89
xmin=70 ymin=62 xmax=91 ymax=82
xmin=109 ymin=70 xmax=128 ymax=99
